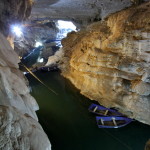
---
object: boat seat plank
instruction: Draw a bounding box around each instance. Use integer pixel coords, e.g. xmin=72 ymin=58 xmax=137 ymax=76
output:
xmin=112 ymin=117 xmax=117 ymax=126
xmin=104 ymin=110 xmax=109 ymax=116
xmin=101 ymin=118 xmax=104 ymax=125
xmin=93 ymin=106 xmax=98 ymax=112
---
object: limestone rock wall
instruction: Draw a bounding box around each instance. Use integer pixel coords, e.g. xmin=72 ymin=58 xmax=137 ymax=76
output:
xmin=0 ymin=105 xmax=51 ymax=150
xmin=0 ymin=0 xmax=51 ymax=149
xmin=0 ymin=32 xmax=51 ymax=149
xmin=0 ymin=32 xmax=38 ymax=120
xmin=60 ymin=2 xmax=150 ymax=124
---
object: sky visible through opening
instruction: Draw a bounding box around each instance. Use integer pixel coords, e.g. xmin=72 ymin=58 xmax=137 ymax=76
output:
xmin=56 ymin=20 xmax=76 ymax=39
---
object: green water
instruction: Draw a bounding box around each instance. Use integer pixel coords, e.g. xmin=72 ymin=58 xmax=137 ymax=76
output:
xmin=26 ymin=71 xmax=150 ymax=150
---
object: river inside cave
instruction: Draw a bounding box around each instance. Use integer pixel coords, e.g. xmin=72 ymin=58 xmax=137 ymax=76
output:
xmin=23 ymin=20 xmax=150 ymax=150
xmin=26 ymin=71 xmax=150 ymax=150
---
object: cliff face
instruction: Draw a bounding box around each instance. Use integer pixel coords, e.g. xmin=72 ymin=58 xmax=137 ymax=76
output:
xmin=0 ymin=32 xmax=51 ymax=150
xmin=60 ymin=2 xmax=150 ymax=124
xmin=0 ymin=0 xmax=51 ymax=149
xmin=0 ymin=105 xmax=51 ymax=150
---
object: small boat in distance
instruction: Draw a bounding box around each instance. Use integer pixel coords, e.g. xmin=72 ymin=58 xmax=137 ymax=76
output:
xmin=40 ymin=66 xmax=59 ymax=72
xmin=96 ymin=116 xmax=132 ymax=128
xmin=88 ymin=103 xmax=122 ymax=116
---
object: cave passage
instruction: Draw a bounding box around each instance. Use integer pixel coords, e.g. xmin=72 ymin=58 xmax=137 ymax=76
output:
xmin=23 ymin=19 xmax=150 ymax=149
xmin=26 ymin=71 xmax=150 ymax=150
xmin=20 ymin=20 xmax=76 ymax=70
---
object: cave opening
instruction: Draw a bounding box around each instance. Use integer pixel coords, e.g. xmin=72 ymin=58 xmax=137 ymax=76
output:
xmin=16 ymin=19 xmax=77 ymax=72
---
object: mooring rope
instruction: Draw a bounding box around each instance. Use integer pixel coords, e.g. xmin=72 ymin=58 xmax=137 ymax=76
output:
xmin=20 ymin=62 xmax=58 ymax=95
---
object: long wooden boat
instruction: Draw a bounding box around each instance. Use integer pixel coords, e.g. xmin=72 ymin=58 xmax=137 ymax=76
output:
xmin=88 ymin=103 xmax=122 ymax=116
xmin=96 ymin=116 xmax=132 ymax=128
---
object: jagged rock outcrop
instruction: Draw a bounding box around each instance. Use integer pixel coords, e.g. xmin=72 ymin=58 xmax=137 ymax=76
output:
xmin=0 ymin=105 xmax=51 ymax=150
xmin=0 ymin=33 xmax=38 ymax=120
xmin=0 ymin=0 xmax=51 ymax=149
xmin=31 ymin=0 xmax=149 ymax=29
xmin=60 ymin=2 xmax=150 ymax=124
xmin=0 ymin=32 xmax=51 ymax=149
xmin=31 ymin=0 xmax=132 ymax=25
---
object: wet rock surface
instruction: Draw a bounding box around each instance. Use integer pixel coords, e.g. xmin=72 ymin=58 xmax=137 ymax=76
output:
xmin=0 ymin=29 xmax=38 ymax=120
xmin=60 ymin=2 xmax=150 ymax=125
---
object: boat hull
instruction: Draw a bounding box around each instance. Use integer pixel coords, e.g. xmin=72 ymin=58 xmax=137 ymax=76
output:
xmin=88 ymin=103 xmax=122 ymax=116
xmin=96 ymin=116 xmax=132 ymax=128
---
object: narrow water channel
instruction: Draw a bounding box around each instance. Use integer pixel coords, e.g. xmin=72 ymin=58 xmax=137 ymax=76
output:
xmin=26 ymin=71 xmax=150 ymax=150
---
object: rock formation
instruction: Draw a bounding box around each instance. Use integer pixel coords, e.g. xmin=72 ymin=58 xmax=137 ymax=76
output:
xmin=31 ymin=0 xmax=132 ymax=25
xmin=0 ymin=32 xmax=51 ymax=150
xmin=0 ymin=105 xmax=51 ymax=150
xmin=0 ymin=0 xmax=51 ymax=149
xmin=59 ymin=2 xmax=150 ymax=125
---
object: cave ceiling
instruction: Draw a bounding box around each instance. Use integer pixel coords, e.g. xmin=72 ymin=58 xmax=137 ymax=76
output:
xmin=31 ymin=0 xmax=132 ymax=22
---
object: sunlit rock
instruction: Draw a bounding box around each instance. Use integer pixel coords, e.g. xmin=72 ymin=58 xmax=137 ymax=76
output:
xmin=46 ymin=47 xmax=64 ymax=66
xmin=60 ymin=2 xmax=150 ymax=125
xmin=0 ymin=33 xmax=38 ymax=119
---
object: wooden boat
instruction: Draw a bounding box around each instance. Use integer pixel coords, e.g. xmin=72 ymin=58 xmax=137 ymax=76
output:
xmin=96 ymin=116 xmax=132 ymax=128
xmin=88 ymin=103 xmax=122 ymax=116
xmin=39 ymin=66 xmax=59 ymax=72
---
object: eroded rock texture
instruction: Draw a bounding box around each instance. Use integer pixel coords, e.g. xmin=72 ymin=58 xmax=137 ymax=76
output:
xmin=0 ymin=105 xmax=51 ymax=150
xmin=0 ymin=0 xmax=33 ymax=36
xmin=60 ymin=2 xmax=150 ymax=124
xmin=0 ymin=32 xmax=51 ymax=149
xmin=0 ymin=32 xmax=38 ymax=120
